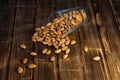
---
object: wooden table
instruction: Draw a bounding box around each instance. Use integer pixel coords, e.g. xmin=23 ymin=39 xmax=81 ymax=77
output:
xmin=0 ymin=0 xmax=120 ymax=80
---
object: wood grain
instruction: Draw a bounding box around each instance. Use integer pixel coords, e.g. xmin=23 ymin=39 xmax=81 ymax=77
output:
xmin=76 ymin=0 xmax=108 ymax=80
xmin=97 ymin=0 xmax=120 ymax=80
xmin=0 ymin=6 xmax=15 ymax=80
xmin=8 ymin=0 xmax=36 ymax=79
xmin=33 ymin=0 xmax=58 ymax=80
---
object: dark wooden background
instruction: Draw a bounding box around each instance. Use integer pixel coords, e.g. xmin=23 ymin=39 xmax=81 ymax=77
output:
xmin=0 ymin=0 xmax=120 ymax=80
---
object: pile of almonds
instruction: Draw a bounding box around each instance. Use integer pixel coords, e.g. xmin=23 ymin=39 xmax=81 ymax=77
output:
xmin=17 ymin=9 xmax=87 ymax=74
xmin=31 ymin=9 xmax=86 ymax=56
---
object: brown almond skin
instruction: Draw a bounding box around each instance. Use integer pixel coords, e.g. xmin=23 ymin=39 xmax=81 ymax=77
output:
xmin=84 ymin=46 xmax=88 ymax=52
xmin=46 ymin=50 xmax=52 ymax=55
xmin=80 ymin=10 xmax=87 ymax=20
xmin=50 ymin=56 xmax=56 ymax=62
xmin=92 ymin=56 xmax=100 ymax=61
xmin=65 ymin=40 xmax=70 ymax=45
xmin=63 ymin=13 xmax=69 ymax=19
xmin=76 ymin=14 xmax=82 ymax=23
xmin=60 ymin=39 xmax=66 ymax=43
xmin=63 ymin=54 xmax=68 ymax=59
xmin=42 ymin=48 xmax=48 ymax=54
xmin=23 ymin=58 xmax=28 ymax=64
xmin=61 ymin=43 xmax=65 ymax=47
xmin=18 ymin=66 xmax=24 ymax=74
xmin=71 ymin=40 xmax=76 ymax=45
xmin=62 ymin=46 xmax=68 ymax=51
xmin=69 ymin=14 xmax=72 ymax=20
xmin=33 ymin=32 xmax=38 ymax=37
xmin=55 ymin=49 xmax=62 ymax=54
xmin=28 ymin=64 xmax=37 ymax=69
xmin=65 ymin=48 xmax=70 ymax=54
xmin=30 ymin=52 xmax=37 ymax=56
xmin=20 ymin=44 xmax=27 ymax=49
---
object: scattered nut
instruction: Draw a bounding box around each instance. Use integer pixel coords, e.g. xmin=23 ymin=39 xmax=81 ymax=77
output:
xmin=92 ymin=56 xmax=100 ymax=61
xmin=22 ymin=58 xmax=28 ymax=64
xmin=50 ymin=56 xmax=56 ymax=62
xmin=30 ymin=52 xmax=37 ymax=56
xmin=20 ymin=44 xmax=27 ymax=49
xmin=28 ymin=63 xmax=37 ymax=69
xmin=71 ymin=40 xmax=76 ymax=45
xmin=42 ymin=48 xmax=48 ymax=54
xmin=84 ymin=46 xmax=88 ymax=52
xmin=18 ymin=66 xmax=24 ymax=74
xmin=63 ymin=54 xmax=68 ymax=59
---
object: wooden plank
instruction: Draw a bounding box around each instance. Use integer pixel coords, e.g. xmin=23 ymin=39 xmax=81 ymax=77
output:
xmin=0 ymin=0 xmax=16 ymax=7
xmin=54 ymin=0 xmax=84 ymax=80
xmin=0 ymin=42 xmax=11 ymax=80
xmin=76 ymin=0 xmax=109 ymax=80
xmin=33 ymin=0 xmax=58 ymax=80
xmin=0 ymin=7 xmax=15 ymax=41
xmin=97 ymin=0 xmax=120 ymax=80
xmin=109 ymin=0 xmax=120 ymax=30
xmin=8 ymin=2 xmax=36 ymax=79
xmin=0 ymin=6 xmax=15 ymax=80
xmin=18 ymin=0 xmax=37 ymax=7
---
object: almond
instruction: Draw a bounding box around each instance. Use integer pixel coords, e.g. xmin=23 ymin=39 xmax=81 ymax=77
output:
xmin=65 ymin=48 xmax=70 ymax=54
xmin=55 ymin=49 xmax=62 ymax=54
xmin=92 ymin=56 xmax=100 ymax=61
xmin=30 ymin=52 xmax=37 ymax=56
xmin=28 ymin=64 xmax=37 ymax=69
xmin=63 ymin=54 xmax=68 ymax=59
xmin=50 ymin=56 xmax=56 ymax=62
xmin=71 ymin=40 xmax=76 ymax=45
xmin=22 ymin=58 xmax=28 ymax=64
xmin=20 ymin=44 xmax=27 ymax=49
xmin=46 ymin=49 xmax=52 ymax=55
xmin=18 ymin=66 xmax=24 ymax=74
